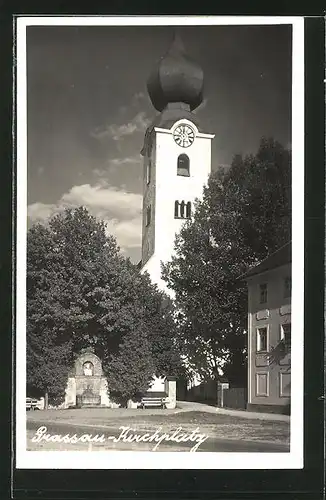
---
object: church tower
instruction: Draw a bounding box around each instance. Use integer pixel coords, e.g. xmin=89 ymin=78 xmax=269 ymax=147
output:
xmin=141 ymin=34 xmax=214 ymax=293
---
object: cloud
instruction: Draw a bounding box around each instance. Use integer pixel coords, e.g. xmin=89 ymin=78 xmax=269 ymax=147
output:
xmin=109 ymin=155 xmax=141 ymax=167
xmin=28 ymin=183 xmax=143 ymax=255
xmin=27 ymin=202 xmax=61 ymax=221
xmin=131 ymin=92 xmax=145 ymax=106
xmin=92 ymin=154 xmax=142 ymax=183
xmin=108 ymin=111 xmax=150 ymax=141
xmin=118 ymin=92 xmax=148 ymax=116
xmin=118 ymin=105 xmax=128 ymax=115
xmin=61 ymin=184 xmax=142 ymax=218
xmin=91 ymin=111 xmax=151 ymax=142
xmin=104 ymin=217 xmax=141 ymax=252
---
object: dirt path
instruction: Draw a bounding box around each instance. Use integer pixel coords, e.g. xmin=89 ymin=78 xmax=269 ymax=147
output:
xmin=26 ymin=408 xmax=290 ymax=453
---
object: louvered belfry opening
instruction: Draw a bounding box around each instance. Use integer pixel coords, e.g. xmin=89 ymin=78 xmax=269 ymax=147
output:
xmin=174 ymin=200 xmax=191 ymax=219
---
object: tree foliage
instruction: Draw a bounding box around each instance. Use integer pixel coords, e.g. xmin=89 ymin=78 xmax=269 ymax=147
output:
xmin=267 ymin=338 xmax=291 ymax=370
xmin=161 ymin=137 xmax=291 ymax=386
xmin=106 ymin=324 xmax=156 ymax=406
xmin=27 ymin=207 xmax=182 ymax=405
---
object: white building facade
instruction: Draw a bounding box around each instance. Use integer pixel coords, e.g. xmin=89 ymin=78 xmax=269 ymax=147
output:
xmin=244 ymin=243 xmax=291 ymax=414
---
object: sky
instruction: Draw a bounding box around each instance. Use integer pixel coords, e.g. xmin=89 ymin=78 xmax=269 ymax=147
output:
xmin=26 ymin=23 xmax=292 ymax=263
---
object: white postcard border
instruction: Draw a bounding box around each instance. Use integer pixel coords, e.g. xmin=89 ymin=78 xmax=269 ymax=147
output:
xmin=16 ymin=15 xmax=304 ymax=469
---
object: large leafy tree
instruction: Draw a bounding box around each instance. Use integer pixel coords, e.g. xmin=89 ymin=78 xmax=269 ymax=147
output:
xmin=27 ymin=222 xmax=76 ymax=407
xmin=106 ymin=324 xmax=156 ymax=407
xmin=162 ymin=138 xmax=291 ymax=386
xmin=27 ymin=207 xmax=181 ymax=406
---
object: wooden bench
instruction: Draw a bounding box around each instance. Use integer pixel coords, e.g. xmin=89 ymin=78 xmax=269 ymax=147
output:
xmin=26 ymin=397 xmax=38 ymax=411
xmin=139 ymin=396 xmax=166 ymax=409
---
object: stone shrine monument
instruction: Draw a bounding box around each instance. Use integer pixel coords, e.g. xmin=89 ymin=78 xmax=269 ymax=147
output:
xmin=64 ymin=349 xmax=177 ymax=409
xmin=64 ymin=349 xmax=111 ymax=408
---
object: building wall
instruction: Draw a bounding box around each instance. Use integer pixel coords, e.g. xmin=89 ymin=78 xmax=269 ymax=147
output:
xmin=247 ymin=263 xmax=291 ymax=410
xmin=141 ymin=138 xmax=156 ymax=265
xmin=187 ymin=379 xmax=220 ymax=403
xmin=141 ymin=119 xmax=214 ymax=294
xmin=164 ymin=378 xmax=177 ymax=409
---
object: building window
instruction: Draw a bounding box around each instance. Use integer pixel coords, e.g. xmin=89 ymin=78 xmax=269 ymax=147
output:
xmin=259 ymin=283 xmax=268 ymax=304
xmin=174 ymin=200 xmax=179 ymax=218
xmin=186 ymin=201 xmax=191 ymax=218
xmin=146 ymin=158 xmax=151 ymax=184
xmin=284 ymin=276 xmax=291 ymax=298
xmin=146 ymin=206 xmax=151 ymax=226
xmin=174 ymin=200 xmax=192 ymax=219
xmin=281 ymin=323 xmax=291 ymax=348
xmin=257 ymin=327 xmax=268 ymax=352
xmin=177 ymin=154 xmax=190 ymax=177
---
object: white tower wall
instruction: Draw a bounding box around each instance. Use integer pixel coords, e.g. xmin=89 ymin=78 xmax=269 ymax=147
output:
xmin=141 ymin=119 xmax=214 ymax=295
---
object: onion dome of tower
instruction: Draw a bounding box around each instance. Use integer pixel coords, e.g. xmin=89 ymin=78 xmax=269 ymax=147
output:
xmin=147 ymin=33 xmax=204 ymax=112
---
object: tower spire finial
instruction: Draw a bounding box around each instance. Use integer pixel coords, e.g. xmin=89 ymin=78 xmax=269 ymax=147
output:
xmin=170 ymin=28 xmax=185 ymax=54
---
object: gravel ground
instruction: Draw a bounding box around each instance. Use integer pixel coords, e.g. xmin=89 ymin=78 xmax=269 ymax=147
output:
xmin=26 ymin=408 xmax=290 ymax=452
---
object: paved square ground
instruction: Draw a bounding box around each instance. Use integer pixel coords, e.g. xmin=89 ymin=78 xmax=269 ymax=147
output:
xmin=26 ymin=405 xmax=290 ymax=452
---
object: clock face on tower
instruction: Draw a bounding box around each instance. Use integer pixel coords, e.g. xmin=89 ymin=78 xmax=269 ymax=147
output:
xmin=173 ymin=124 xmax=195 ymax=148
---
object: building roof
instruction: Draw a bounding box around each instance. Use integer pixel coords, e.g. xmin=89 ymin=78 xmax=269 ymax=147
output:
xmin=146 ymin=33 xmax=204 ymax=113
xmin=141 ymin=33 xmax=205 ymax=156
xmin=240 ymin=242 xmax=291 ymax=280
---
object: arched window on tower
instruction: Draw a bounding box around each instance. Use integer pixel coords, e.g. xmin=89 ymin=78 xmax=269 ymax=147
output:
xmin=186 ymin=201 xmax=191 ymax=218
xmin=174 ymin=200 xmax=192 ymax=219
xmin=174 ymin=201 xmax=179 ymax=218
xmin=146 ymin=158 xmax=151 ymax=184
xmin=177 ymin=154 xmax=190 ymax=177
xmin=179 ymin=200 xmax=185 ymax=218
xmin=146 ymin=205 xmax=151 ymax=226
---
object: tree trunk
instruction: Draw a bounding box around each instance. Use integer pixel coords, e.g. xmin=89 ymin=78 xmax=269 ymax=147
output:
xmin=44 ymin=390 xmax=49 ymax=410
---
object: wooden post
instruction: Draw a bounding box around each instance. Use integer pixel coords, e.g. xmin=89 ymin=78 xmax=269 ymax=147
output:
xmin=44 ymin=390 xmax=49 ymax=410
